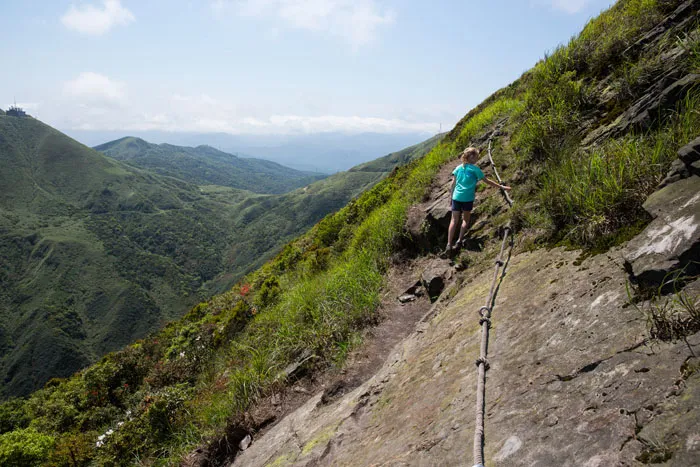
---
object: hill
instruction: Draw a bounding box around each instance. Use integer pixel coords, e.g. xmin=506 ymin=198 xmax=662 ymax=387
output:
xmin=94 ymin=137 xmax=326 ymax=194
xmin=2 ymin=1 xmax=698 ymax=465
xmin=0 ymin=118 xmax=440 ymax=400
xmin=0 ymin=115 xmax=246 ymax=398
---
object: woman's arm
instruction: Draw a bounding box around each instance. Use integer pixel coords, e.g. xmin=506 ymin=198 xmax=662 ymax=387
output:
xmin=483 ymin=177 xmax=511 ymax=191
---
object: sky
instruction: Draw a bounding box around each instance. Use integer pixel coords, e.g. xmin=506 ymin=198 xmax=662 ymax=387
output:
xmin=1 ymin=0 xmax=616 ymax=137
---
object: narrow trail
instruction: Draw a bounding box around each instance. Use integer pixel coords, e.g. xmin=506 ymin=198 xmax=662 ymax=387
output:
xmin=222 ymin=129 xmax=517 ymax=467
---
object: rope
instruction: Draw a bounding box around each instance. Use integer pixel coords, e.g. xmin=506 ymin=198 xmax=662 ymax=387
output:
xmin=487 ymin=138 xmax=514 ymax=207
xmin=471 ymin=134 xmax=514 ymax=467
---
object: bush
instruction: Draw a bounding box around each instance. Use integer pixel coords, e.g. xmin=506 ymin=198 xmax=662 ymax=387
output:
xmin=0 ymin=399 xmax=29 ymax=435
xmin=0 ymin=428 xmax=54 ymax=466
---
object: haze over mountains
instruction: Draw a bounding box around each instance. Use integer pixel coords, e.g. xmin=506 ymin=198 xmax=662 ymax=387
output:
xmin=66 ymin=130 xmax=435 ymax=173
xmin=0 ymin=113 xmax=441 ymax=399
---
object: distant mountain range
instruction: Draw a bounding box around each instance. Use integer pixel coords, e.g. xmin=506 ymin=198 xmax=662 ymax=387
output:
xmin=94 ymin=137 xmax=326 ymax=194
xmin=0 ymin=114 xmax=442 ymax=399
xmin=65 ymin=130 xmax=436 ymax=173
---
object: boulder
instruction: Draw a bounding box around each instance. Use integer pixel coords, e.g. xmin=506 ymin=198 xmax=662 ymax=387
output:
xmin=658 ymin=137 xmax=700 ymax=188
xmin=421 ymin=265 xmax=450 ymax=301
xmin=584 ymin=73 xmax=700 ymax=146
xmin=623 ymin=175 xmax=700 ymax=289
xmin=658 ymin=158 xmax=691 ymax=189
xmin=620 ymin=74 xmax=700 ymax=134
xmin=405 ymin=193 xmax=452 ymax=252
xmin=679 ymin=136 xmax=700 ymax=166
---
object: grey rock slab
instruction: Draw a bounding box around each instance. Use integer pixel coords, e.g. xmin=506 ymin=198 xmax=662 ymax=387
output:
xmin=624 ymin=176 xmax=700 ymax=287
xmin=230 ymin=246 xmax=700 ymax=466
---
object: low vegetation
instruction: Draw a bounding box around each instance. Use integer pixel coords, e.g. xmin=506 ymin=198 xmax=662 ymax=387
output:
xmin=2 ymin=0 xmax=699 ymax=465
xmin=0 ymin=116 xmax=439 ymax=402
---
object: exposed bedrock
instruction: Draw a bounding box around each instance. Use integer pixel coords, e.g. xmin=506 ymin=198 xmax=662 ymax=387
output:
xmin=231 ymin=240 xmax=700 ymax=466
xmin=623 ymin=174 xmax=700 ymax=290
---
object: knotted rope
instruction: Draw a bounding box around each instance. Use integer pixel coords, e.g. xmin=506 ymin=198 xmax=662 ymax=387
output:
xmin=472 ymin=135 xmax=514 ymax=467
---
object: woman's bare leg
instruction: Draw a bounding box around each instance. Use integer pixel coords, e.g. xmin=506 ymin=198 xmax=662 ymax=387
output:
xmin=457 ymin=211 xmax=471 ymax=245
xmin=448 ymin=211 xmax=462 ymax=248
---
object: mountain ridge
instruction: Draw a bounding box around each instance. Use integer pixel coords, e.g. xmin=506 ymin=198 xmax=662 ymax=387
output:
xmin=94 ymin=136 xmax=326 ymax=194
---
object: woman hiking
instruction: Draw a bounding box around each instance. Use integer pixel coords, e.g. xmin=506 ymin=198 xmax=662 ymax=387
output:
xmin=445 ymin=147 xmax=511 ymax=256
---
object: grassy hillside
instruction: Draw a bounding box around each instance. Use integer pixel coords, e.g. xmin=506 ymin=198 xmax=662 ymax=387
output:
xmin=2 ymin=1 xmax=698 ymax=464
xmin=224 ymin=135 xmax=443 ymax=278
xmin=0 ymin=118 xmax=440 ymax=402
xmin=95 ymin=137 xmax=326 ymax=194
xmin=0 ymin=116 xmax=247 ymax=399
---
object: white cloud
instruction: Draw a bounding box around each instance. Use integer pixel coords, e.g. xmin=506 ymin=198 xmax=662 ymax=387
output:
xmin=61 ymin=0 xmax=134 ymax=35
xmin=52 ymin=89 xmax=439 ymax=135
xmin=123 ymin=113 xmax=436 ymax=134
xmin=214 ymin=0 xmax=395 ymax=48
xmin=552 ymin=0 xmax=591 ymax=13
xmin=64 ymin=72 xmax=126 ymax=102
xmin=546 ymin=0 xmax=592 ymax=13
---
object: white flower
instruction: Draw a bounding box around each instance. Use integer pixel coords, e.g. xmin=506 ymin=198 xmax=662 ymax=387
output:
xmin=179 ymin=351 xmax=186 ymax=358
xmin=117 ymin=421 xmax=124 ymax=427
xmin=98 ymin=434 xmax=106 ymax=441
xmin=96 ymin=440 xmax=104 ymax=448
xmin=106 ymin=429 xmax=114 ymax=436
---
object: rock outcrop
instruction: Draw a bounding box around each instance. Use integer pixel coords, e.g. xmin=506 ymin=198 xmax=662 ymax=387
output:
xmin=624 ymin=175 xmax=700 ymax=289
xmin=232 ymin=240 xmax=700 ymax=466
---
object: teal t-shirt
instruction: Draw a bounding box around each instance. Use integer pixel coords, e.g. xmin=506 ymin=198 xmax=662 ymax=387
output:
xmin=452 ymin=163 xmax=484 ymax=202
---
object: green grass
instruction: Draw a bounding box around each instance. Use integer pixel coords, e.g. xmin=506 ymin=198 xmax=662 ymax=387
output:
xmin=537 ymin=91 xmax=700 ymax=248
xmin=3 ymin=0 xmax=698 ymax=464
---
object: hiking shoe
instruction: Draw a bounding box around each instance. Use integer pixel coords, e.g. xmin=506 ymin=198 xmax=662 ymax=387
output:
xmin=439 ymin=246 xmax=453 ymax=259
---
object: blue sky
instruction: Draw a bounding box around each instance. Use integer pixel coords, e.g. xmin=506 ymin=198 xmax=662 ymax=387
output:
xmin=1 ymin=0 xmax=615 ymax=136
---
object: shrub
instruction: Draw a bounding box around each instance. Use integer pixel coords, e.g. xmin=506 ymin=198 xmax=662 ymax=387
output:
xmin=0 ymin=399 xmax=29 ymax=435
xmin=0 ymin=428 xmax=54 ymax=467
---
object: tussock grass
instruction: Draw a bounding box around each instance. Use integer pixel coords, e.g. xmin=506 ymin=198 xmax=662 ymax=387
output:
xmin=539 ymin=91 xmax=700 ymax=247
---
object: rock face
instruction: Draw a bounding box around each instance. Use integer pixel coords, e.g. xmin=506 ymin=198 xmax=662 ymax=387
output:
xmin=624 ymin=175 xmax=700 ymax=289
xmin=232 ymin=241 xmax=700 ymax=466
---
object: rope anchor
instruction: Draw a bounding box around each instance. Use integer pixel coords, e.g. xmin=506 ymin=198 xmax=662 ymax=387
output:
xmin=475 ymin=357 xmax=490 ymax=370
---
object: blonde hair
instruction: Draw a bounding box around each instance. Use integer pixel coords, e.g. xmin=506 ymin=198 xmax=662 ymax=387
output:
xmin=461 ymin=147 xmax=479 ymax=163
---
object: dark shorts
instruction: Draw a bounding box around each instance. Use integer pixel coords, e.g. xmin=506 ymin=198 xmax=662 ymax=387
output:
xmin=451 ymin=199 xmax=474 ymax=212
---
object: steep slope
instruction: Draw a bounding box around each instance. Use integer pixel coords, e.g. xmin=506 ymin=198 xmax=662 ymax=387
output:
xmin=95 ymin=137 xmax=326 ymax=194
xmin=225 ymin=135 xmax=444 ymax=277
xmin=0 ymin=115 xmax=247 ymax=398
xmin=0 ymin=118 xmax=440 ymax=400
xmin=2 ymin=1 xmax=698 ymax=465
